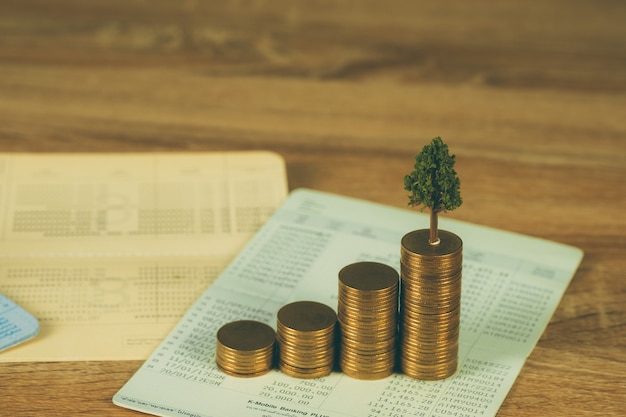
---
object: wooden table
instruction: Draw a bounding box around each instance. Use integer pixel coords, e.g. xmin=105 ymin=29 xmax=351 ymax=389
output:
xmin=1 ymin=1 xmax=624 ymax=415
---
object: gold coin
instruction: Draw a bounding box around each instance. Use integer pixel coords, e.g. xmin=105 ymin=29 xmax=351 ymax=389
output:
xmin=215 ymin=320 xmax=275 ymax=377
xmin=278 ymin=353 xmax=335 ymax=369
xmin=338 ymin=315 xmax=397 ymax=328
xmin=342 ymin=368 xmax=394 ymax=380
xmin=340 ymin=329 xmax=397 ymax=345
xmin=401 ymin=229 xmax=462 ymax=258
xmin=339 ymin=262 xmax=399 ymax=291
xmin=216 ymin=365 xmax=274 ymax=378
xmin=276 ymin=301 xmax=337 ymax=378
xmin=337 ymin=262 xmax=399 ymax=380
xmin=278 ymin=361 xmax=334 ymax=379
xmin=400 ymin=361 xmax=458 ymax=380
xmin=340 ymin=358 xmax=396 ymax=373
xmin=276 ymin=324 xmax=336 ymax=340
xmin=340 ymin=301 xmax=397 ymax=312
xmin=399 ymin=228 xmax=462 ymax=381
xmin=277 ymin=301 xmax=337 ymax=333
xmin=217 ymin=320 xmax=276 ymax=352
xmin=340 ymin=335 xmax=396 ymax=350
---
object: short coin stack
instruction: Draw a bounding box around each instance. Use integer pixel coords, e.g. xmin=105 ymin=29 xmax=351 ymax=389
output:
xmin=338 ymin=262 xmax=399 ymax=380
xmin=400 ymin=229 xmax=463 ymax=380
xmin=215 ymin=320 xmax=276 ymax=377
xmin=276 ymin=301 xmax=337 ymax=379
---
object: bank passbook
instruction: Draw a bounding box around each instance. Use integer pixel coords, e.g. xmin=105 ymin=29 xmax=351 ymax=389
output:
xmin=0 ymin=293 xmax=39 ymax=352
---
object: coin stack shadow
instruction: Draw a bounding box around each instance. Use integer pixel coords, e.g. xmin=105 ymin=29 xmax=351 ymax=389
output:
xmin=400 ymin=229 xmax=462 ymax=380
xmin=276 ymin=301 xmax=337 ymax=379
xmin=215 ymin=320 xmax=276 ymax=377
xmin=338 ymin=261 xmax=399 ymax=380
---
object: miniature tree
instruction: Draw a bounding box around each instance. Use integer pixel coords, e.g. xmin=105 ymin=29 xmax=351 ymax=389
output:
xmin=404 ymin=136 xmax=462 ymax=245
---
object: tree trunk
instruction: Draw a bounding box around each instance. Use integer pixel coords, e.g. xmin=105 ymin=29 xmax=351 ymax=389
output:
xmin=430 ymin=209 xmax=440 ymax=245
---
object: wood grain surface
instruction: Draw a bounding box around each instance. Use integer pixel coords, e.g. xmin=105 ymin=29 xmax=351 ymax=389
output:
xmin=1 ymin=1 xmax=625 ymax=416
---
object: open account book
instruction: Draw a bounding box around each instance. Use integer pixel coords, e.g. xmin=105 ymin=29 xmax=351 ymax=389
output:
xmin=114 ymin=188 xmax=583 ymax=417
xmin=0 ymin=151 xmax=288 ymax=361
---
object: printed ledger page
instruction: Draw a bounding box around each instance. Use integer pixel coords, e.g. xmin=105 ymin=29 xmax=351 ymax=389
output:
xmin=114 ymin=188 xmax=583 ymax=417
xmin=0 ymin=152 xmax=288 ymax=361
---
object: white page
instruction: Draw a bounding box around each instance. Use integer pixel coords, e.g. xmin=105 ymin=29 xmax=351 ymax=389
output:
xmin=0 ymin=152 xmax=288 ymax=361
xmin=114 ymin=188 xmax=583 ymax=417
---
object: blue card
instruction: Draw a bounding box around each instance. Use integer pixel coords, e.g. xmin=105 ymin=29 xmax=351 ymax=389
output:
xmin=0 ymin=293 xmax=39 ymax=352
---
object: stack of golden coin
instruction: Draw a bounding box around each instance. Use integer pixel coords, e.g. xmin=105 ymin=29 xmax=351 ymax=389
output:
xmin=337 ymin=261 xmax=399 ymax=380
xmin=276 ymin=301 xmax=337 ymax=379
xmin=399 ymin=229 xmax=462 ymax=380
xmin=215 ymin=320 xmax=276 ymax=377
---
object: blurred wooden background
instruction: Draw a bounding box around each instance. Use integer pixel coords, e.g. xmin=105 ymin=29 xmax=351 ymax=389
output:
xmin=0 ymin=1 xmax=625 ymax=416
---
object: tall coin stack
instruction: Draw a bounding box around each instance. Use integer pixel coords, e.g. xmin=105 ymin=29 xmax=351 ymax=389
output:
xmin=276 ymin=301 xmax=337 ymax=379
xmin=399 ymin=229 xmax=462 ymax=380
xmin=215 ymin=320 xmax=276 ymax=377
xmin=337 ymin=262 xmax=399 ymax=380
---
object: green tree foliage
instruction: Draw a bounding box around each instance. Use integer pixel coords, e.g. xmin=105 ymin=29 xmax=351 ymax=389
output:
xmin=404 ymin=136 xmax=462 ymax=243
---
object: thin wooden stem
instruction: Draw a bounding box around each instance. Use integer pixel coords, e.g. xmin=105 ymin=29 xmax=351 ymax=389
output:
xmin=430 ymin=209 xmax=440 ymax=245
